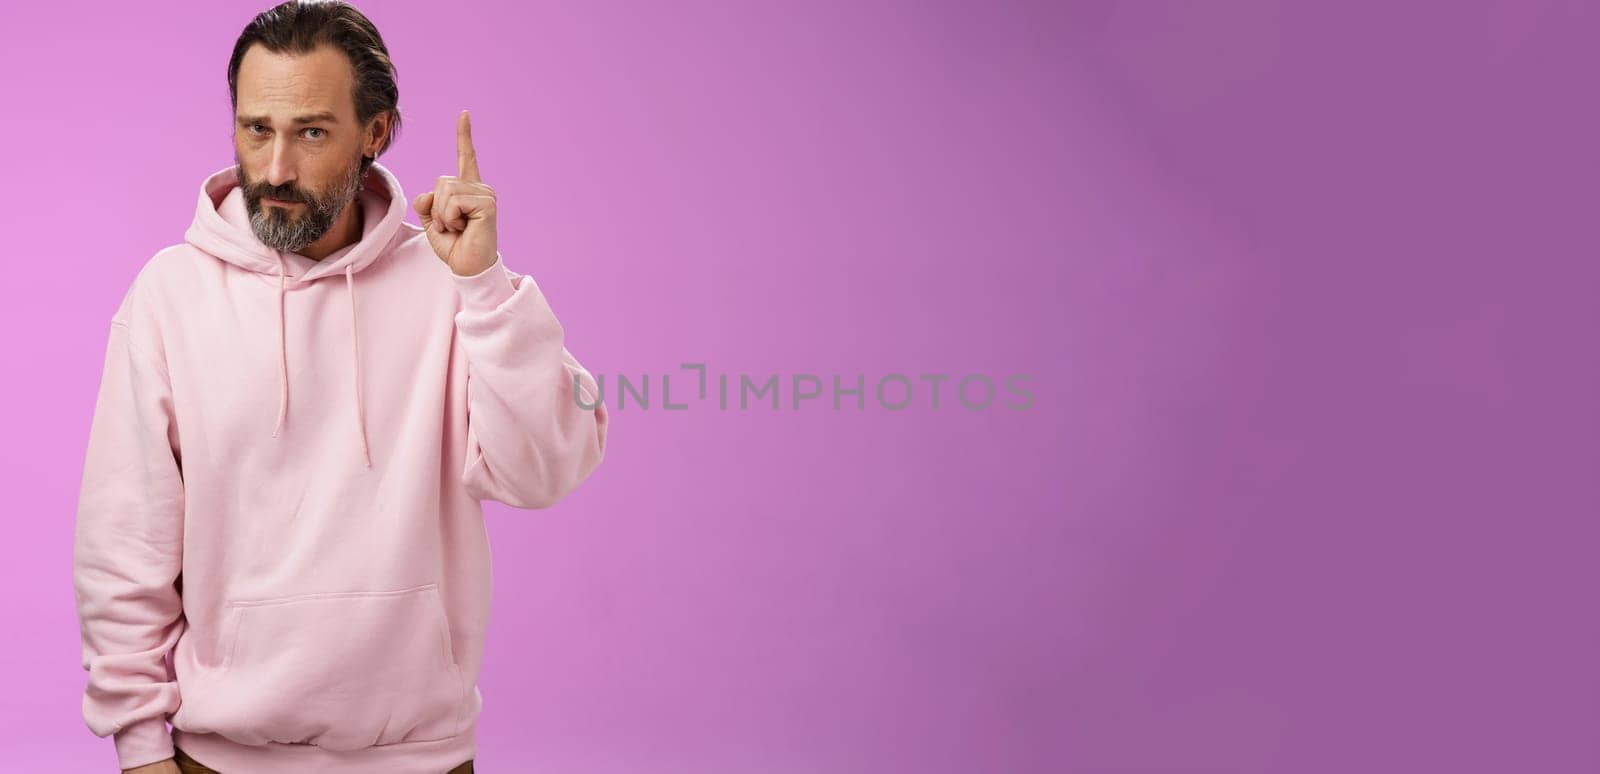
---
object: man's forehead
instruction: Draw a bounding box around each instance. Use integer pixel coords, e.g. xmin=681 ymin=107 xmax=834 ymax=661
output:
xmin=235 ymin=44 xmax=354 ymax=120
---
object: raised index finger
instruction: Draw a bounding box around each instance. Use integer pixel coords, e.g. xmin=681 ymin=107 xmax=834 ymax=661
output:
xmin=457 ymin=109 xmax=481 ymax=182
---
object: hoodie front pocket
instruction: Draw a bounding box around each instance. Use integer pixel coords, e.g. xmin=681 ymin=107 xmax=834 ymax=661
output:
xmin=203 ymin=583 xmax=464 ymax=750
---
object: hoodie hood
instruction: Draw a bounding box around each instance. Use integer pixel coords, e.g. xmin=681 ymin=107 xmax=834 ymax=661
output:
xmin=183 ymin=160 xmax=411 ymax=468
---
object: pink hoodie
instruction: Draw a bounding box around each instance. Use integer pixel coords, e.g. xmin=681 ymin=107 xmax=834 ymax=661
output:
xmin=72 ymin=160 xmax=609 ymax=772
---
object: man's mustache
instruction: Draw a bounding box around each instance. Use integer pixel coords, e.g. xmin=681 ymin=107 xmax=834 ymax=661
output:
xmin=249 ymin=184 xmax=309 ymax=203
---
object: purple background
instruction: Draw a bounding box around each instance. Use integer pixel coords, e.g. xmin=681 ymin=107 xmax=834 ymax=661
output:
xmin=3 ymin=1 xmax=1596 ymax=771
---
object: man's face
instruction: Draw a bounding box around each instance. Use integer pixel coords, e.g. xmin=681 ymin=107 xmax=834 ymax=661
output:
xmin=232 ymin=43 xmax=371 ymax=254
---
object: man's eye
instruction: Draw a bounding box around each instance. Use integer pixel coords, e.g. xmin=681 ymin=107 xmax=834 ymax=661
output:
xmin=303 ymin=128 xmax=326 ymax=139
xmin=247 ymin=124 xmax=268 ymax=135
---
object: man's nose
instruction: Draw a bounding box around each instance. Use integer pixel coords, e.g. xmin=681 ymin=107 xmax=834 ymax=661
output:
xmin=264 ymin=136 xmax=297 ymax=187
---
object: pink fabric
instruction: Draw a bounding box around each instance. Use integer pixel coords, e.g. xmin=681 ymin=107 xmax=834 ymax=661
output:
xmin=73 ymin=161 xmax=609 ymax=772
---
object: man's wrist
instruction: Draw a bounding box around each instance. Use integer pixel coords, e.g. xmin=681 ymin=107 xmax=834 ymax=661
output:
xmin=451 ymin=253 xmax=515 ymax=310
xmin=112 ymin=717 xmax=174 ymax=770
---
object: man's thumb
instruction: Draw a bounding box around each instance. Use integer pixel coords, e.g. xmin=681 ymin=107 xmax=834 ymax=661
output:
xmin=412 ymin=192 xmax=434 ymax=225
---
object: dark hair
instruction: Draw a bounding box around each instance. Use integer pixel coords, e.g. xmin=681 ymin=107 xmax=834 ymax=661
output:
xmin=227 ymin=0 xmax=401 ymax=173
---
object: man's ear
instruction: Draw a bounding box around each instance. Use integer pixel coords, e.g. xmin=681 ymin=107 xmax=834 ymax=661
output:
xmin=365 ymin=112 xmax=392 ymax=157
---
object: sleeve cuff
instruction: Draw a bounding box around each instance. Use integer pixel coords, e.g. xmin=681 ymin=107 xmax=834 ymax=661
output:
xmin=452 ymin=253 xmax=517 ymax=311
xmin=113 ymin=716 xmax=174 ymax=769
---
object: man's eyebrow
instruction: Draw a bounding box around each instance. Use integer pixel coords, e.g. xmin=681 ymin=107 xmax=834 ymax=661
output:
xmin=236 ymin=111 xmax=340 ymax=125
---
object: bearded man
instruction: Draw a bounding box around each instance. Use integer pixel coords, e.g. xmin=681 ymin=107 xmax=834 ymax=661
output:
xmin=72 ymin=2 xmax=610 ymax=772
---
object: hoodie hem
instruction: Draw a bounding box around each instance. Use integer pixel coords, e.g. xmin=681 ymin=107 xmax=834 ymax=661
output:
xmin=171 ymin=726 xmax=475 ymax=774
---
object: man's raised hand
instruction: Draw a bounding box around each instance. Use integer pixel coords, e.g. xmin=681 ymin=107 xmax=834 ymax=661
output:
xmin=412 ymin=109 xmax=498 ymax=276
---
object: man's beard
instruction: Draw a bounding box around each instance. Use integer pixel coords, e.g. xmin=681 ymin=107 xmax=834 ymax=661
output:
xmin=237 ymin=153 xmax=366 ymax=255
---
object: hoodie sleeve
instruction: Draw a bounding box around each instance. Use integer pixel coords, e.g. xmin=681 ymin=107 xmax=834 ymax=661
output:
xmin=72 ymin=287 xmax=185 ymax=770
xmin=450 ymin=255 xmax=609 ymax=509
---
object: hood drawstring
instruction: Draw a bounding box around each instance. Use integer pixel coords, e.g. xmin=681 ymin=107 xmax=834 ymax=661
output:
xmin=272 ymin=255 xmax=290 ymax=439
xmin=269 ymin=253 xmax=373 ymax=469
xmin=346 ymin=264 xmax=372 ymax=468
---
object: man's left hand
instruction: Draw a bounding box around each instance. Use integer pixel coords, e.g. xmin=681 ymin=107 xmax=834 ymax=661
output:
xmin=412 ymin=109 xmax=498 ymax=276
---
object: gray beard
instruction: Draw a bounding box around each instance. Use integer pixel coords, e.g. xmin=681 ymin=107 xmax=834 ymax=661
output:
xmin=237 ymin=155 xmax=365 ymax=255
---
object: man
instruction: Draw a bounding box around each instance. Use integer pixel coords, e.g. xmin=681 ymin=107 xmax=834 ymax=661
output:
xmin=71 ymin=2 xmax=609 ymax=772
